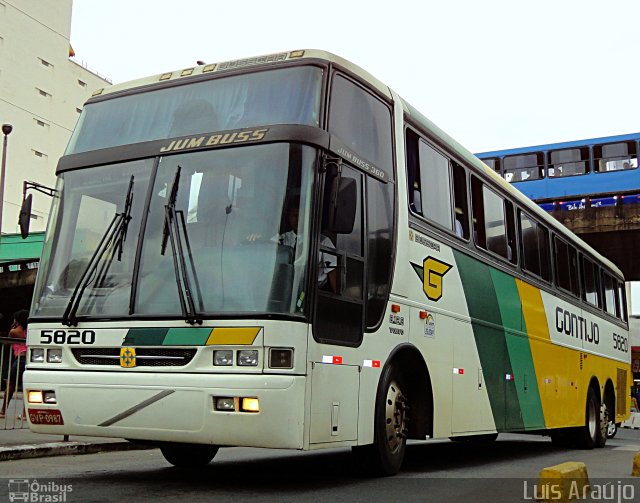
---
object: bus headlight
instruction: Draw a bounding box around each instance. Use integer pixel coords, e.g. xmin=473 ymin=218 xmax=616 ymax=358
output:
xmin=213 ymin=350 xmax=233 ymax=366
xmin=47 ymin=349 xmax=63 ymax=363
xmin=215 ymin=397 xmax=235 ymax=411
xmin=237 ymin=350 xmax=258 ymax=366
xmin=31 ymin=348 xmax=45 ymax=363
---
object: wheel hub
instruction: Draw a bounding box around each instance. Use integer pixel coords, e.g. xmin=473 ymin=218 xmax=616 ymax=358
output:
xmin=384 ymin=379 xmax=408 ymax=454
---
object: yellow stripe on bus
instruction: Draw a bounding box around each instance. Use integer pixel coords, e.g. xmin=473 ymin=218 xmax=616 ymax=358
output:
xmin=205 ymin=327 xmax=261 ymax=345
xmin=516 ymin=279 xmax=583 ymax=429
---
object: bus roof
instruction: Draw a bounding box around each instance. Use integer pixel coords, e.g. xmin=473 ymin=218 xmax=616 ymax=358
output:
xmin=476 ymin=132 xmax=640 ymax=158
xmin=88 ymin=49 xmax=392 ymax=102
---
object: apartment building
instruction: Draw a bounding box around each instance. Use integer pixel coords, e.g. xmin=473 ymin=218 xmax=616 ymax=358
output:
xmin=0 ymin=0 xmax=111 ymax=234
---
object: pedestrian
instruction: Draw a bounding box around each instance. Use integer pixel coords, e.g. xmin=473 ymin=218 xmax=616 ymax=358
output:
xmin=0 ymin=309 xmax=28 ymax=419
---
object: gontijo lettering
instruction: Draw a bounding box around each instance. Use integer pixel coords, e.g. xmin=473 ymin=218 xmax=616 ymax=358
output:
xmin=555 ymin=307 xmax=600 ymax=345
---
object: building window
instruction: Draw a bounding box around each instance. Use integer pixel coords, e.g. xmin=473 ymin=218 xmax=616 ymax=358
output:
xmin=76 ymin=108 xmax=82 ymax=114
xmin=38 ymin=57 xmax=54 ymax=69
xmin=32 ymin=149 xmax=48 ymax=160
xmin=34 ymin=118 xmax=49 ymax=129
xmin=37 ymin=88 xmax=52 ymax=99
xmin=78 ymin=79 xmax=87 ymax=87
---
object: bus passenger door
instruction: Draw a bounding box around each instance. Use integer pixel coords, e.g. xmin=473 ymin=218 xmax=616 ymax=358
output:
xmin=310 ymin=163 xmax=364 ymax=444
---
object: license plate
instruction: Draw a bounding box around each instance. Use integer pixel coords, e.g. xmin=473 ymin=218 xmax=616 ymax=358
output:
xmin=28 ymin=408 xmax=64 ymax=425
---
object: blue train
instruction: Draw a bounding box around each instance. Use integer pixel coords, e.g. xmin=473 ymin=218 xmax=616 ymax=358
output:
xmin=475 ymin=132 xmax=640 ymax=211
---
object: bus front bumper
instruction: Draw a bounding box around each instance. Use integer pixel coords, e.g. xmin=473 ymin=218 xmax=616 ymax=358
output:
xmin=23 ymin=370 xmax=306 ymax=449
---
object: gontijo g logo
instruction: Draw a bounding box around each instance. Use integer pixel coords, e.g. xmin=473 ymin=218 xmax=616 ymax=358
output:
xmin=411 ymin=256 xmax=453 ymax=301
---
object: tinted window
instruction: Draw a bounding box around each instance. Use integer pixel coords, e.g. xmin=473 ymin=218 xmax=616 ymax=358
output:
xmin=548 ymin=148 xmax=589 ymax=177
xmin=554 ymin=237 xmax=579 ymax=296
xmin=594 ymin=141 xmax=638 ymax=172
xmin=482 ymin=157 xmax=501 ymax=175
xmin=452 ymin=162 xmax=469 ymax=239
xmin=329 ymin=74 xmax=393 ymax=177
xmin=365 ymin=177 xmax=394 ymax=328
xmin=581 ymin=256 xmax=601 ymax=307
xmin=617 ymin=281 xmax=627 ymax=322
xmin=417 ymin=140 xmax=452 ymax=229
xmin=603 ymin=272 xmax=617 ymax=316
xmin=471 ymin=177 xmax=514 ymax=262
xmin=503 ymin=153 xmax=544 ymax=182
xmin=68 ymin=66 xmax=323 ymax=154
xmin=520 ymin=212 xmax=551 ymax=281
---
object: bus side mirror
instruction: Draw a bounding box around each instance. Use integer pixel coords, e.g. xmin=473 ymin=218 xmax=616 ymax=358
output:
xmin=19 ymin=194 xmax=33 ymax=239
xmin=330 ymin=177 xmax=356 ymax=234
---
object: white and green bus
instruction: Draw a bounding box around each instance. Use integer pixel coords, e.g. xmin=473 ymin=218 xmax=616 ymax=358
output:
xmin=24 ymin=50 xmax=631 ymax=475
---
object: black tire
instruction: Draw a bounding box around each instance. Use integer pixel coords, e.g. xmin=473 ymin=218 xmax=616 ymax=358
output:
xmin=607 ymin=421 xmax=618 ymax=439
xmin=352 ymin=363 xmax=408 ymax=476
xmin=575 ymin=388 xmax=600 ymax=449
xmin=160 ymin=443 xmax=219 ymax=467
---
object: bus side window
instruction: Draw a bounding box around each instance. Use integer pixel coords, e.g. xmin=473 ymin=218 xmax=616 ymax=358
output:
xmin=452 ymin=162 xmax=469 ymax=239
xmin=405 ymin=128 xmax=421 ymax=214
xmin=554 ymin=237 xmax=580 ymax=297
xmin=471 ymin=176 xmax=515 ymax=263
xmin=328 ymin=74 xmax=393 ymax=179
xmin=520 ymin=211 xmax=551 ymax=282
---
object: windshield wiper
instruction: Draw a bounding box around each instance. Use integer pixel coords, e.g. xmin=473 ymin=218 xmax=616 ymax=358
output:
xmin=161 ymin=166 xmax=204 ymax=325
xmin=62 ymin=176 xmax=135 ymax=327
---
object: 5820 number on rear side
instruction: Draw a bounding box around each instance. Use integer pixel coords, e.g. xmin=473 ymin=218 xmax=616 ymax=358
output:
xmin=40 ymin=329 xmax=96 ymax=344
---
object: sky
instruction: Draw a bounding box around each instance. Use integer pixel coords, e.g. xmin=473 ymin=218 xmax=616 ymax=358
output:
xmin=70 ymin=0 xmax=640 ymax=153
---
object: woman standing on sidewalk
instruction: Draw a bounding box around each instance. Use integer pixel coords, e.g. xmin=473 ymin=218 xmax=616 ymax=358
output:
xmin=0 ymin=309 xmax=28 ymax=419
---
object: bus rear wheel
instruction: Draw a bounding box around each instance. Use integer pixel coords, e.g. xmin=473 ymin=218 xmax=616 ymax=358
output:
xmin=353 ymin=363 xmax=408 ymax=476
xmin=160 ymin=443 xmax=219 ymax=467
xmin=575 ymin=388 xmax=601 ymax=449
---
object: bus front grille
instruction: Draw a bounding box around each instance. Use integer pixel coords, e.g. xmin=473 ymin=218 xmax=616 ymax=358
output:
xmin=71 ymin=348 xmax=197 ymax=367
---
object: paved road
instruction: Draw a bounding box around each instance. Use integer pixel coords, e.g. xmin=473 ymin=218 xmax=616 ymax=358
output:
xmin=2 ymin=430 xmax=640 ymax=502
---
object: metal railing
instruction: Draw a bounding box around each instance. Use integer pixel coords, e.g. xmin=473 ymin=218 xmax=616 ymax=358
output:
xmin=1 ymin=336 xmax=27 ymax=430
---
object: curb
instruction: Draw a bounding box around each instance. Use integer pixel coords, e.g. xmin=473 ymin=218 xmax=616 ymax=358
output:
xmin=538 ymin=461 xmax=589 ymax=502
xmin=0 ymin=441 xmax=154 ymax=462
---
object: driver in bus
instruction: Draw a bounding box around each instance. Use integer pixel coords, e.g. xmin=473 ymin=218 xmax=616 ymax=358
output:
xmin=278 ymin=198 xmax=337 ymax=292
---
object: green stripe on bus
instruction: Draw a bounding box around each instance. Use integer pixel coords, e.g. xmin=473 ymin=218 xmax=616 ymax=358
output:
xmin=164 ymin=327 xmax=211 ymax=345
xmin=454 ymin=251 xmax=549 ymax=431
xmin=490 ymin=268 xmax=545 ymax=430
xmin=123 ymin=328 xmax=169 ymax=345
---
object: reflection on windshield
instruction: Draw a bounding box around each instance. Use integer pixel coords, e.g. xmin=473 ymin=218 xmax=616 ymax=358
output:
xmin=32 ymin=161 xmax=153 ymax=318
xmin=33 ymin=144 xmax=315 ymax=320
xmin=67 ymin=66 xmax=322 ymax=154
xmin=136 ymin=143 xmax=314 ymax=316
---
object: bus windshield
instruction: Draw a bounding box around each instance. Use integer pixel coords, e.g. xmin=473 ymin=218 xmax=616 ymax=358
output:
xmin=66 ymin=66 xmax=323 ymax=154
xmin=32 ymin=143 xmax=316 ymax=320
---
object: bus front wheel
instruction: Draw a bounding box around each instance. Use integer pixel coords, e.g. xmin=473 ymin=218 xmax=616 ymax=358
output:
xmin=353 ymin=363 xmax=408 ymax=476
xmin=160 ymin=443 xmax=219 ymax=467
